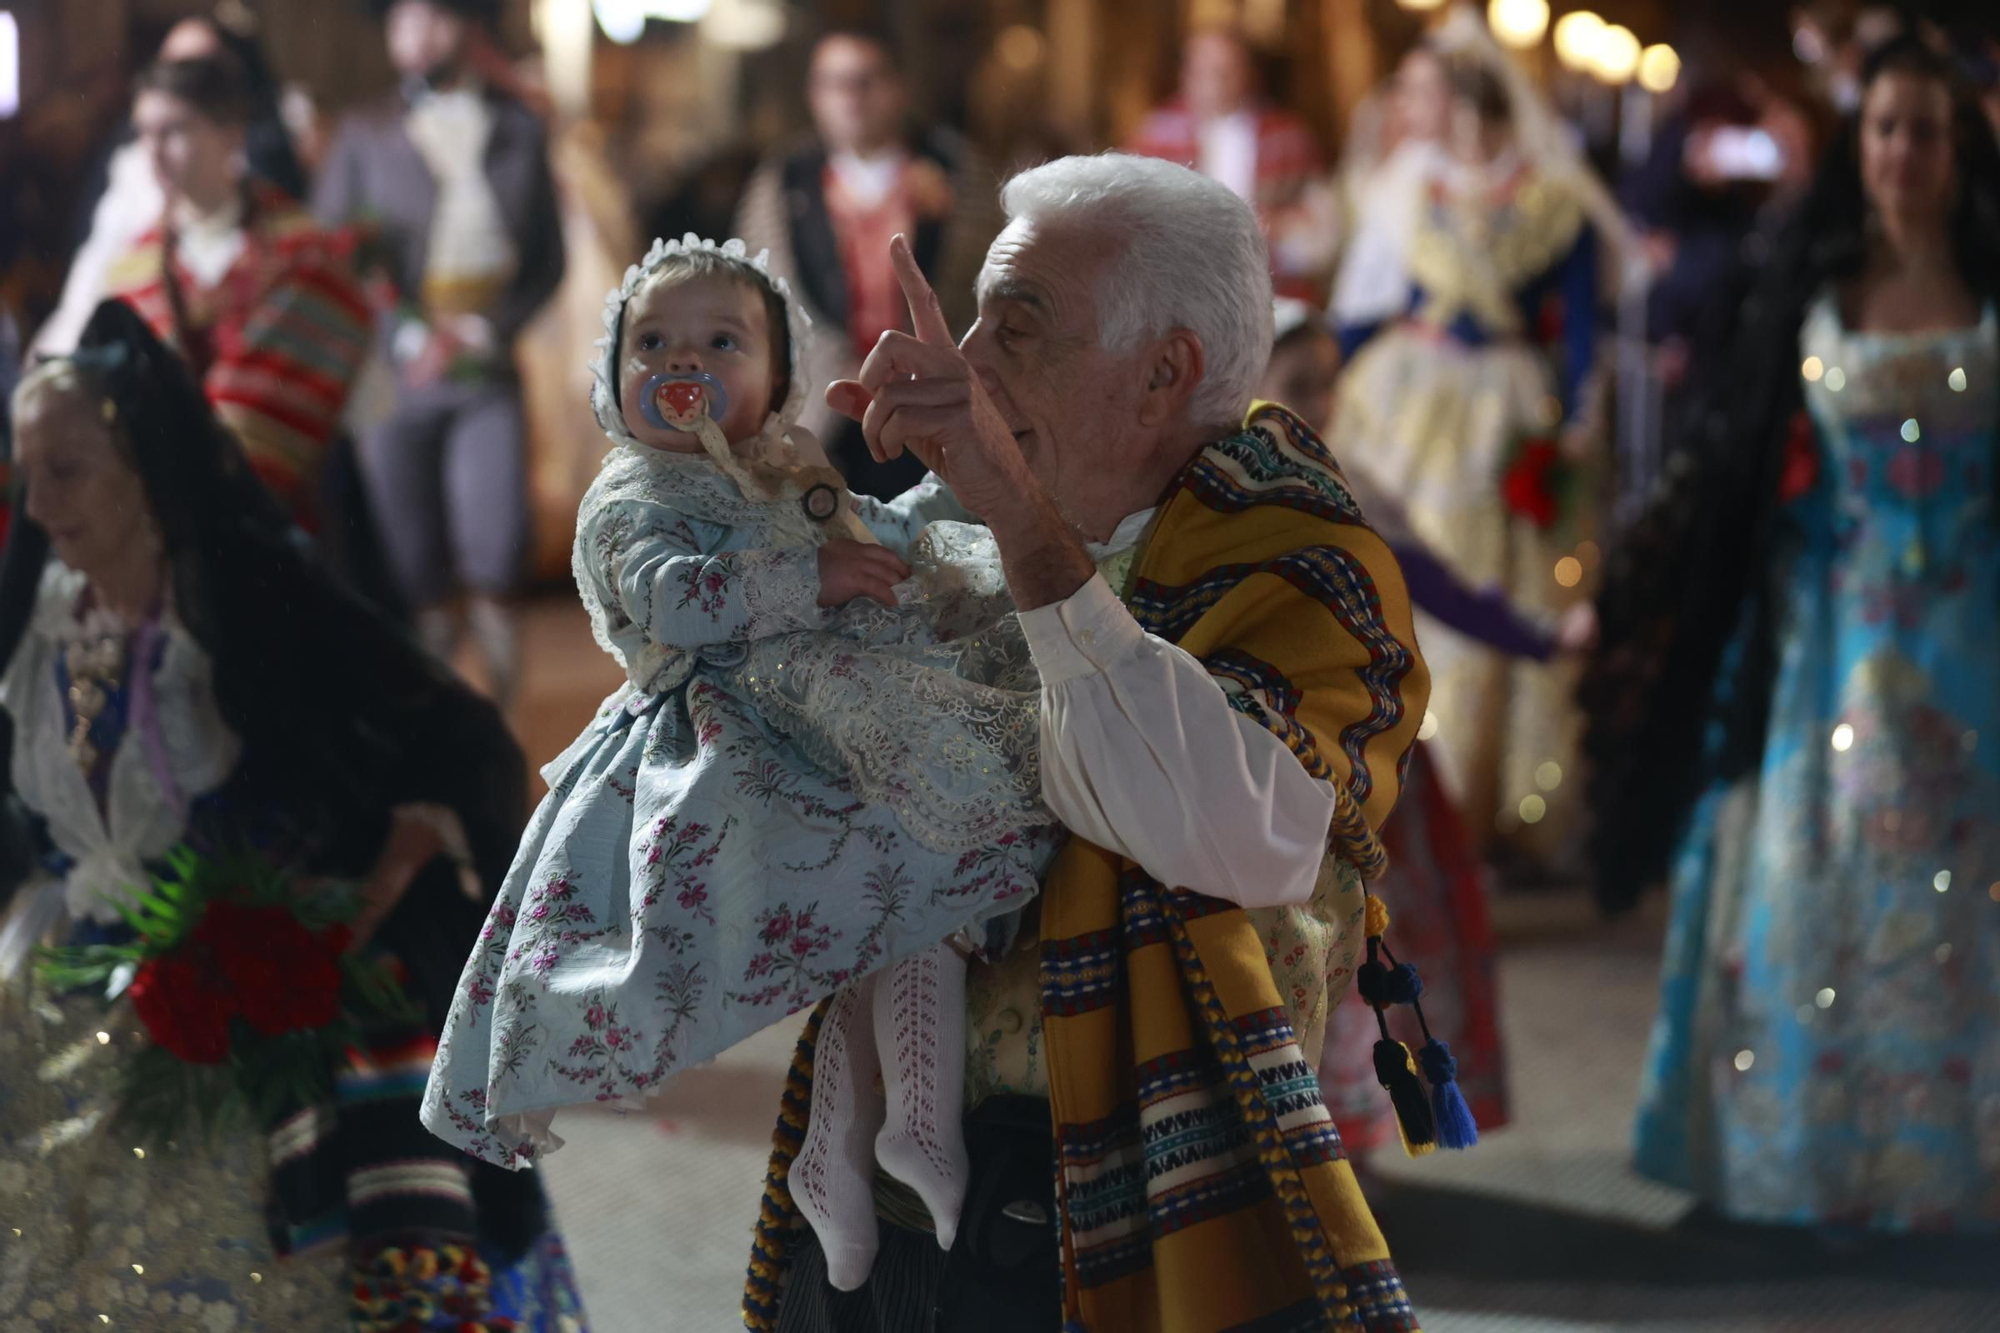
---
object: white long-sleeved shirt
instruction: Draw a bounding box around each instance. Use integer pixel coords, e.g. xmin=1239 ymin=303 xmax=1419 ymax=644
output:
xmin=1018 ymin=513 xmax=1339 ymax=909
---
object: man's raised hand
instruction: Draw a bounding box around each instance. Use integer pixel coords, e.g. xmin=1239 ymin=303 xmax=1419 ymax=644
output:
xmin=824 ymin=235 xmax=1030 ymax=521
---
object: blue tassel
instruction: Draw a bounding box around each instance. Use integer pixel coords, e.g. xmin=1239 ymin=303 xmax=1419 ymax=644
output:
xmin=1419 ymin=1039 xmax=1479 ymax=1150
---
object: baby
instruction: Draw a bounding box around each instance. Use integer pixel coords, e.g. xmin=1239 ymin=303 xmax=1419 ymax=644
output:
xmin=424 ymin=237 xmax=1061 ymax=1288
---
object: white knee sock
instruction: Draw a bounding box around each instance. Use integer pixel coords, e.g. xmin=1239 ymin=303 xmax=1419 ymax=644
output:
xmin=790 ymin=978 xmax=886 ymax=1291
xmin=872 ymin=942 xmax=969 ymax=1250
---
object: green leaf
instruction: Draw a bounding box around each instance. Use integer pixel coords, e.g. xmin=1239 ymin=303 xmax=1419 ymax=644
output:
xmin=33 ymin=940 xmax=144 ymax=992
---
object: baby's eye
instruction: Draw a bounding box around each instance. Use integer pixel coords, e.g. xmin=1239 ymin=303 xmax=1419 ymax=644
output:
xmin=637 ymin=332 xmax=663 ymax=352
xmin=710 ymin=333 xmax=740 ymax=352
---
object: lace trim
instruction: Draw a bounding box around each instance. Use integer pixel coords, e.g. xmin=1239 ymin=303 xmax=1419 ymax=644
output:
xmin=790 ymin=979 xmax=886 ymax=1291
xmin=590 ymin=233 xmax=817 ymax=445
xmin=872 ymin=943 xmax=968 ymax=1248
xmin=2 ymin=565 xmax=239 ymax=925
xmin=734 ymin=546 xmax=825 ymax=639
xmin=730 ymin=527 xmax=1046 ymax=855
xmin=584 ymin=442 xmax=827 ymax=537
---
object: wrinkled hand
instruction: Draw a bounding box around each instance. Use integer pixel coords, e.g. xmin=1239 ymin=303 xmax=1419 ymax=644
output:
xmin=825 ymin=235 xmax=1034 ymax=523
xmin=817 ymin=538 xmax=911 ymax=608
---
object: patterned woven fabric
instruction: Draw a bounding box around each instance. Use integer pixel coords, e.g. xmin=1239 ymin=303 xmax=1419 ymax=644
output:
xmin=105 ymin=182 xmax=370 ymax=524
xmin=1040 ymin=404 xmax=1427 ymax=1331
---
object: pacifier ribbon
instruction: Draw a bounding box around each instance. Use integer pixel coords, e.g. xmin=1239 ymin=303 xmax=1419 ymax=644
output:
xmin=639 ymin=372 xmax=731 ymax=432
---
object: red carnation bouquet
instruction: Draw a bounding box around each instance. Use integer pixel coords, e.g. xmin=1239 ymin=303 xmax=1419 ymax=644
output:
xmin=39 ymin=848 xmax=413 ymax=1144
xmin=1499 ymin=434 xmax=1576 ymax=532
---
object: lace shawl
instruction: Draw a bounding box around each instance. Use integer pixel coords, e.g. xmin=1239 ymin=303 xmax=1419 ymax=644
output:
xmin=0 ymin=564 xmax=239 ymax=932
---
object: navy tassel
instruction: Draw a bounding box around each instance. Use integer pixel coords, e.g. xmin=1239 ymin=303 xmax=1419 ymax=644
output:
xmin=1419 ymin=1038 xmax=1479 ymax=1150
xmin=1372 ymin=1038 xmax=1436 ymax=1154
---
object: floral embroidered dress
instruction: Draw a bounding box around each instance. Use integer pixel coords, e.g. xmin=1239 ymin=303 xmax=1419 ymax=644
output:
xmin=1634 ymin=297 xmax=2000 ymax=1230
xmin=425 ymin=240 xmax=1058 ymax=1169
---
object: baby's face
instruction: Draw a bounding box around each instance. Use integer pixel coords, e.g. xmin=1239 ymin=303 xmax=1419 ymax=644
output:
xmin=619 ymin=271 xmax=778 ymax=452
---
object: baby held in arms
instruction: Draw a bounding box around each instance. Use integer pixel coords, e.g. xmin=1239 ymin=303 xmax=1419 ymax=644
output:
xmin=422 ymin=236 xmax=1062 ymax=1288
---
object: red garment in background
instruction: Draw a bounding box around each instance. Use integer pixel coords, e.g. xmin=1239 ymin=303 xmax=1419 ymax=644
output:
xmin=824 ymin=164 xmax=918 ymax=359
xmin=104 ymin=182 xmax=369 ymax=529
xmin=1126 ymin=97 xmax=1325 ymax=301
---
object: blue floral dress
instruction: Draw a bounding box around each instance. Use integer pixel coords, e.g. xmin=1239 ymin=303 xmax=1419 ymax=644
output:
xmin=1634 ymin=297 xmax=2000 ymax=1230
xmin=425 ymin=446 xmax=1058 ymax=1169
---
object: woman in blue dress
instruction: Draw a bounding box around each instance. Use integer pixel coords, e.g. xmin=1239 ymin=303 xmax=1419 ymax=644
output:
xmin=1589 ymin=38 xmax=2000 ymax=1231
xmin=0 ymin=301 xmax=586 ymax=1328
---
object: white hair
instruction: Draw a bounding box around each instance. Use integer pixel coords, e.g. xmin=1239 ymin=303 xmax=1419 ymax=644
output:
xmin=998 ymin=153 xmax=1275 ymax=430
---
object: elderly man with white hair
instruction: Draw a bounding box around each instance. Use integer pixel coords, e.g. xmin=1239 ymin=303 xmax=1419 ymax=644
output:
xmin=744 ymin=154 xmax=1430 ymax=1333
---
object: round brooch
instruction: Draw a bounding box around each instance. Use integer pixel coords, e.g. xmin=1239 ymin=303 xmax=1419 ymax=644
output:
xmin=801 ymin=483 xmax=841 ymax=523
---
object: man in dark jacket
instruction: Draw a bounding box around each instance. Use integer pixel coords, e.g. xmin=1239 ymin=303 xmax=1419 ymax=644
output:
xmin=734 ymin=25 xmax=1001 ymax=498
xmin=315 ymin=0 xmax=564 ymax=703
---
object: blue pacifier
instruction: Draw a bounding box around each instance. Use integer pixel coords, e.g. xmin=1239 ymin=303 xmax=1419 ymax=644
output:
xmin=638 ymin=371 xmax=731 ymax=431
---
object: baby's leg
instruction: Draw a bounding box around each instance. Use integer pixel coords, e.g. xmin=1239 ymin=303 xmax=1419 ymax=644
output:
xmin=873 ymin=941 xmax=970 ymax=1250
xmin=791 ymin=977 xmax=887 ymax=1291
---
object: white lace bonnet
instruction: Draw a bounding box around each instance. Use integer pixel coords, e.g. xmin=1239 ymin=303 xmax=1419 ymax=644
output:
xmin=590 ymin=234 xmax=816 ymax=447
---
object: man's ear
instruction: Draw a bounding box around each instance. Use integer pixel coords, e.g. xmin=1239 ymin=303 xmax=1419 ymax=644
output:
xmin=1138 ymin=328 xmax=1206 ymax=427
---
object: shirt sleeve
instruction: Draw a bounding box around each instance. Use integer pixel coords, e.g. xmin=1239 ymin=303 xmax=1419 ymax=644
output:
xmin=1021 ymin=575 xmax=1339 ymax=909
xmin=850 ymin=475 xmax=974 ymax=553
xmin=601 ymin=507 xmax=827 ymax=650
xmin=1393 ymin=538 xmax=1555 ymax=661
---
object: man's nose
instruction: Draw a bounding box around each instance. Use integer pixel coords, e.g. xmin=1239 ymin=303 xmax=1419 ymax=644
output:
xmin=968 ymin=356 xmax=1005 ymax=400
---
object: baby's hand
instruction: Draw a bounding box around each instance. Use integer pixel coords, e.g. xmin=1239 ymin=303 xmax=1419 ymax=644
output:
xmin=816 ymin=540 xmax=911 ymax=608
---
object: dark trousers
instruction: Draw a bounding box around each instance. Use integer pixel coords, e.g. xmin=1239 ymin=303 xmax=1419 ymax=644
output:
xmin=776 ymin=1097 xmax=1061 ymax=1333
xmin=361 ymin=377 xmax=529 ymax=604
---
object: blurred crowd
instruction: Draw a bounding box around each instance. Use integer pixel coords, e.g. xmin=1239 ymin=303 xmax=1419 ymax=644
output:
xmin=1 ymin=0 xmax=1998 ymax=1325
